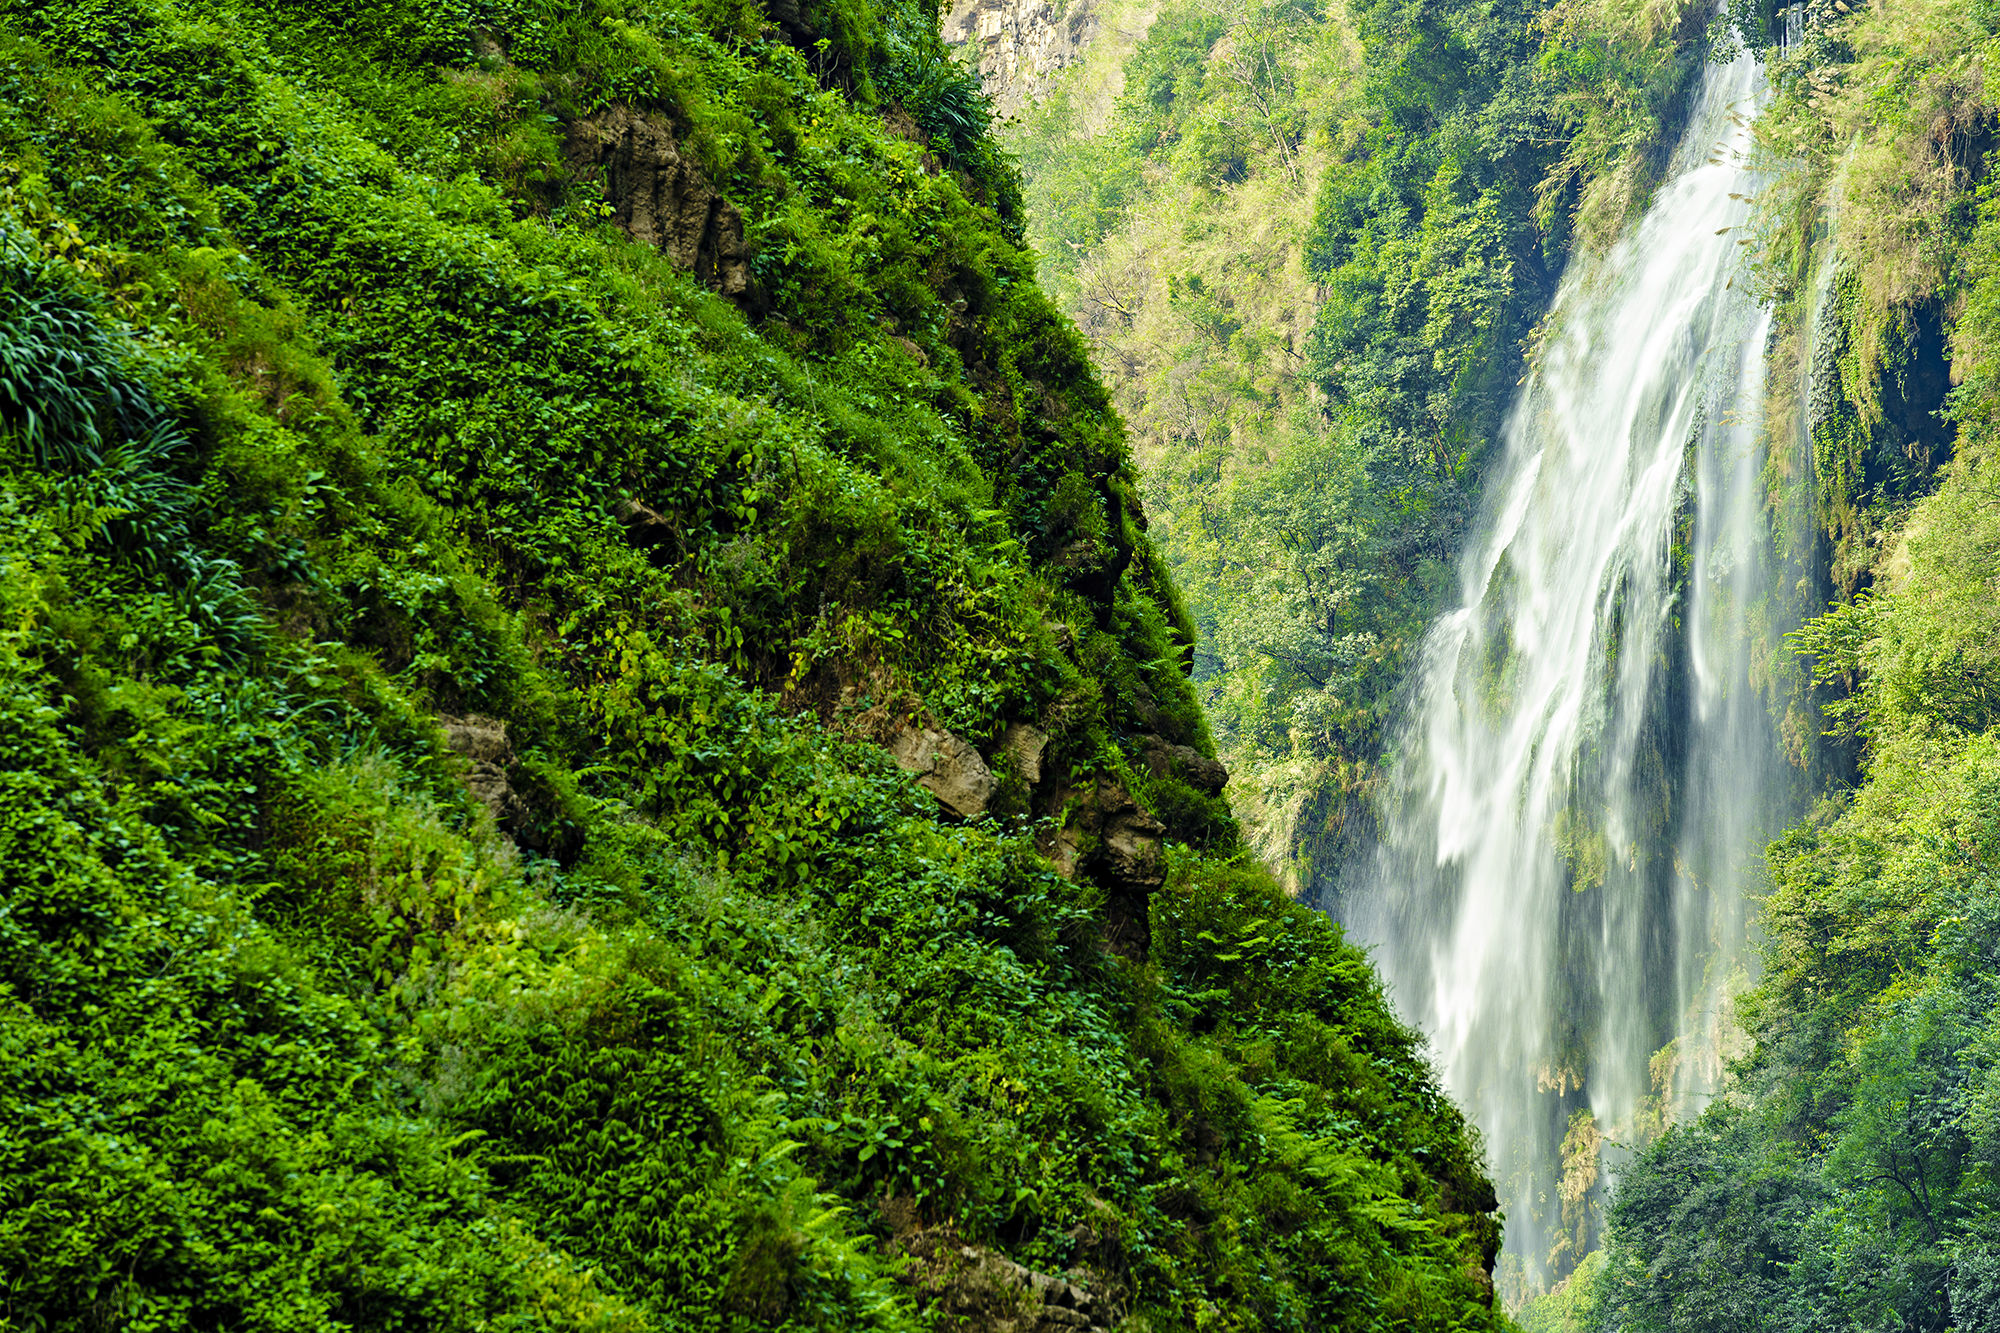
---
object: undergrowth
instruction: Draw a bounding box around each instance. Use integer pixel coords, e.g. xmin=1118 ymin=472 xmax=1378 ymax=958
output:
xmin=0 ymin=0 xmax=1505 ymax=1327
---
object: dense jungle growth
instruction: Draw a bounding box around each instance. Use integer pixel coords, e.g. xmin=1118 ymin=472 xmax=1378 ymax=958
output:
xmin=19 ymin=0 xmax=2000 ymax=1319
xmin=0 ymin=0 xmax=1512 ymax=1327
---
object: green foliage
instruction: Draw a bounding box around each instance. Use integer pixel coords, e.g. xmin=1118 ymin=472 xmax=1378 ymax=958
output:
xmin=0 ymin=0 xmax=1503 ymax=1327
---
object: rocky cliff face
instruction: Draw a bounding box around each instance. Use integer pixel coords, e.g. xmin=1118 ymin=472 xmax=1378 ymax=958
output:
xmin=565 ymin=106 xmax=752 ymax=298
xmin=942 ymin=0 xmax=1097 ymax=116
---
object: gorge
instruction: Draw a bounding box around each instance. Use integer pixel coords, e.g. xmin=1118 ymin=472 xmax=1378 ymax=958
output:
xmin=1004 ymin=0 xmax=2000 ymax=1325
xmin=4 ymin=0 xmax=1999 ymax=1326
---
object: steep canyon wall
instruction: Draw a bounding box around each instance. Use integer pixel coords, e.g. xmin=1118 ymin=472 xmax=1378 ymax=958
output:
xmin=942 ymin=0 xmax=1098 ymax=116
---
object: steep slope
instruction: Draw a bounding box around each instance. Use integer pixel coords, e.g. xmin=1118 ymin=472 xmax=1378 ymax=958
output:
xmin=0 ymin=0 xmax=1506 ymax=1328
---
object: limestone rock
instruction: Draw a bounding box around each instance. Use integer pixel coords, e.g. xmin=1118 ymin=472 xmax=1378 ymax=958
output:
xmin=942 ymin=0 xmax=1099 ymax=117
xmin=1100 ymin=803 xmax=1167 ymax=889
xmin=1051 ymin=778 xmax=1165 ymax=891
xmin=900 ymin=1233 xmax=1110 ymax=1333
xmin=440 ymin=714 xmax=529 ymax=829
xmin=888 ymin=725 xmax=998 ymax=820
xmin=565 ymin=107 xmax=751 ymax=297
xmin=1140 ymin=736 xmax=1227 ymax=795
xmin=999 ymin=722 xmax=1049 ymax=785
xmin=440 ymin=713 xmax=509 ymax=765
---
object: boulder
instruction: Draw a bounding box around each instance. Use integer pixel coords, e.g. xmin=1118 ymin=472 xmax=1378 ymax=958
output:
xmin=1101 ymin=803 xmax=1167 ymax=888
xmin=887 ymin=725 xmax=998 ymax=820
xmin=900 ymin=1233 xmax=1109 ymax=1333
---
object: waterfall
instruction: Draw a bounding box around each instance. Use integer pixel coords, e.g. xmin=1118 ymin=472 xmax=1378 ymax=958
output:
xmin=1340 ymin=49 xmax=1812 ymax=1297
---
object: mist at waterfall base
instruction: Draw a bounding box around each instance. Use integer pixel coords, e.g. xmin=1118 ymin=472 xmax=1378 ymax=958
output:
xmin=1331 ymin=52 xmax=1818 ymax=1300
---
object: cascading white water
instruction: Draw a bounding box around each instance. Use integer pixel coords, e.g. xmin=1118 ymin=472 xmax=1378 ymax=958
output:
xmin=1341 ymin=49 xmax=1812 ymax=1297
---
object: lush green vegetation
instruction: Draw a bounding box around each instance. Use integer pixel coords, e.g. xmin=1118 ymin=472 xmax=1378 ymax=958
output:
xmin=1562 ymin=1 xmax=2000 ymax=1327
xmin=0 ymin=0 xmax=1510 ymax=1326
xmin=1009 ymin=0 xmax=1714 ymax=887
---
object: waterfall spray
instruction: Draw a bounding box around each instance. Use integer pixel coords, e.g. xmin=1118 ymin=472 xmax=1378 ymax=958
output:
xmin=1340 ymin=49 xmax=1814 ymax=1298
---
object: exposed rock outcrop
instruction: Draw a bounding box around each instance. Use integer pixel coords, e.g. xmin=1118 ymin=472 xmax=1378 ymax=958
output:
xmin=1050 ymin=778 xmax=1165 ymax=891
xmin=440 ymin=714 xmax=530 ymax=831
xmin=942 ymin=0 xmax=1099 ymax=116
xmin=999 ymin=722 xmax=1050 ymax=784
xmin=840 ymin=675 xmax=1055 ymax=820
xmin=1140 ymin=736 xmax=1227 ymax=795
xmin=1043 ymin=776 xmax=1166 ymax=950
xmin=565 ymin=107 xmax=752 ymax=297
xmin=900 ymin=1234 xmax=1110 ymax=1333
xmin=886 ymin=724 xmax=1000 ymax=820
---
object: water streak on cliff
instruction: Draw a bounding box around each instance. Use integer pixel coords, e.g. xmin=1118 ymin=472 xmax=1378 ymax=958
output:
xmin=1343 ymin=50 xmax=1810 ymax=1296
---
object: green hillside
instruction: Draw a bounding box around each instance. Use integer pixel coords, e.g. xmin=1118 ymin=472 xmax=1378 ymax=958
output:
xmin=0 ymin=0 xmax=1507 ymax=1328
